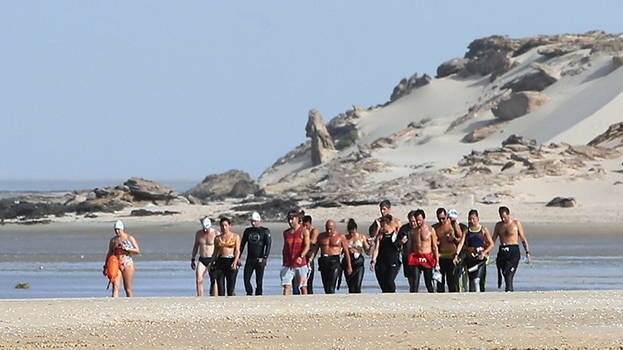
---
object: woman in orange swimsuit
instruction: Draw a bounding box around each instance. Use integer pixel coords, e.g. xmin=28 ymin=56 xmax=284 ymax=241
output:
xmin=213 ymin=217 xmax=241 ymax=296
xmin=103 ymin=220 xmax=141 ymax=297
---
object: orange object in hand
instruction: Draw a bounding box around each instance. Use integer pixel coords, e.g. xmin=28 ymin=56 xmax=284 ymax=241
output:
xmin=105 ymin=255 xmax=120 ymax=290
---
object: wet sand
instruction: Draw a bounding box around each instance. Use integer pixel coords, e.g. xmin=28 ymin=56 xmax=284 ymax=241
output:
xmin=1 ymin=291 xmax=622 ymax=349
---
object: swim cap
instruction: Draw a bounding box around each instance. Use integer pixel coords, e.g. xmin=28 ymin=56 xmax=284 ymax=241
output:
xmin=201 ymin=217 xmax=212 ymax=229
xmin=114 ymin=220 xmax=124 ymax=230
xmin=251 ymin=212 xmax=262 ymax=221
xmin=447 ymin=209 xmax=459 ymax=219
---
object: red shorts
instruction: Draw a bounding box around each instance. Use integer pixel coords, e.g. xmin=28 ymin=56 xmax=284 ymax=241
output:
xmin=407 ymin=253 xmax=437 ymax=269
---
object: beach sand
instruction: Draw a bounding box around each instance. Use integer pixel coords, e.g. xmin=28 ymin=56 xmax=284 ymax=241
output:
xmin=1 ymin=291 xmax=622 ymax=349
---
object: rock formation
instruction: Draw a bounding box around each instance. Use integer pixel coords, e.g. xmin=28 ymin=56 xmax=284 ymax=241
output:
xmin=185 ymin=170 xmax=257 ymax=200
xmin=124 ymin=177 xmax=176 ymax=201
xmin=305 ymin=109 xmax=336 ymax=166
xmin=588 ymin=122 xmax=623 ymax=149
xmin=492 ymin=91 xmax=550 ymax=120
xmin=502 ymin=64 xmax=559 ymax=92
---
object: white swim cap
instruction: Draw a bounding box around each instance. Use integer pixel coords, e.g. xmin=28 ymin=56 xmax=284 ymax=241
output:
xmin=201 ymin=217 xmax=212 ymax=229
xmin=114 ymin=220 xmax=124 ymax=230
xmin=448 ymin=209 xmax=459 ymax=219
xmin=251 ymin=212 xmax=262 ymax=222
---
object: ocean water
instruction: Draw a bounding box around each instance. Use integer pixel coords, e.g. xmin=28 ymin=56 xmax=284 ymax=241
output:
xmin=0 ymin=222 xmax=622 ymax=299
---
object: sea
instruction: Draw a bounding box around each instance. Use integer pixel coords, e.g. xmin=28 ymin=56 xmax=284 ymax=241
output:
xmin=1 ymin=222 xmax=622 ymax=299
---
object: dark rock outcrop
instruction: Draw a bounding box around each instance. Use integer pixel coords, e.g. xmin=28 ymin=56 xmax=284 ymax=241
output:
xmin=124 ymin=177 xmax=176 ymax=201
xmin=306 ymin=109 xmax=336 ymax=166
xmin=546 ymin=197 xmax=577 ymax=208
xmin=436 ymin=58 xmax=468 ymax=78
xmin=185 ymin=170 xmax=257 ymax=200
xmin=589 ymin=122 xmax=623 ymax=149
xmin=502 ymin=64 xmax=559 ymax=92
xmin=130 ymin=209 xmax=179 ymax=216
xmin=613 ymin=56 xmax=623 ymax=71
xmin=390 ymin=73 xmax=432 ymax=102
xmin=492 ymin=91 xmax=549 ymax=120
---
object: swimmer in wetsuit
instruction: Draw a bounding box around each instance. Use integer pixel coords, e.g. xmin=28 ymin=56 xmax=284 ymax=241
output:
xmin=213 ymin=217 xmax=241 ymax=296
xmin=407 ymin=209 xmax=439 ymax=293
xmin=370 ymin=215 xmax=408 ymax=293
xmin=433 ymin=208 xmax=464 ymax=293
xmin=312 ymin=220 xmax=352 ymax=294
xmin=103 ymin=220 xmax=141 ymax=297
xmin=369 ymin=200 xmax=401 ymax=242
xmin=191 ymin=217 xmax=218 ymax=296
xmin=461 ymin=209 xmax=494 ymax=292
xmin=492 ymin=206 xmax=531 ymax=292
xmin=240 ymin=212 xmax=272 ymax=296
xmin=343 ymin=219 xmax=370 ymax=293
xmin=302 ymin=215 xmax=320 ymax=295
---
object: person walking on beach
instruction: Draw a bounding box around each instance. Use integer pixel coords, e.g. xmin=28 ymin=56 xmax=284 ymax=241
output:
xmin=463 ymin=209 xmax=494 ymax=292
xmin=407 ymin=209 xmax=439 ymax=293
xmin=213 ymin=217 xmax=241 ymax=296
xmin=369 ymin=200 xmax=401 ymax=240
xmin=370 ymin=215 xmax=407 ymax=293
xmin=493 ymin=206 xmax=531 ymax=292
xmin=103 ymin=220 xmax=141 ymax=297
xmin=191 ymin=217 xmax=218 ymax=296
xmin=281 ymin=210 xmax=311 ymax=295
xmin=312 ymin=220 xmax=352 ymax=294
xmin=344 ymin=219 xmax=370 ymax=293
xmin=240 ymin=212 xmax=272 ymax=296
xmin=398 ymin=214 xmax=415 ymax=292
xmin=447 ymin=209 xmax=469 ymax=292
xmin=302 ymin=214 xmax=320 ymax=294
xmin=433 ymin=208 xmax=464 ymax=292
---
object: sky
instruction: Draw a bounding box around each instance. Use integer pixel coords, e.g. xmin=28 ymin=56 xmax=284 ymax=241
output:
xmin=1 ymin=1 xmax=621 ymax=183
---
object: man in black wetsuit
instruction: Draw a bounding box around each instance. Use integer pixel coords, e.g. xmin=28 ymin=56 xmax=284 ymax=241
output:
xmin=240 ymin=212 xmax=272 ymax=296
xmin=312 ymin=220 xmax=352 ymax=294
xmin=492 ymin=206 xmax=531 ymax=292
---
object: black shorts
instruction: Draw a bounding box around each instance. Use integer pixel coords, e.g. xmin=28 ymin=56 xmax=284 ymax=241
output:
xmin=198 ymin=256 xmax=213 ymax=267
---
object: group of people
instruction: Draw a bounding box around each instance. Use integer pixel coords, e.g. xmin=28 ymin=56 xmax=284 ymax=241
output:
xmin=103 ymin=200 xmax=531 ymax=297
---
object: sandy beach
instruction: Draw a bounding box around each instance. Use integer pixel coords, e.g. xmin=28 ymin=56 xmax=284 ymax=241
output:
xmin=1 ymin=291 xmax=622 ymax=349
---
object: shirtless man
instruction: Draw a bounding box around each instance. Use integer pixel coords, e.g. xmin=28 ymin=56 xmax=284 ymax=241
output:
xmin=493 ymin=206 xmax=531 ymax=292
xmin=407 ymin=209 xmax=439 ymax=293
xmin=369 ymin=200 xmax=401 ymax=240
xmin=433 ymin=208 xmax=464 ymax=292
xmin=447 ymin=209 xmax=469 ymax=291
xmin=399 ymin=211 xmax=417 ymax=291
xmin=302 ymin=215 xmax=321 ymax=294
xmin=313 ymin=220 xmax=352 ymax=294
xmin=190 ymin=217 xmax=218 ymax=296
xmin=281 ymin=210 xmax=311 ymax=295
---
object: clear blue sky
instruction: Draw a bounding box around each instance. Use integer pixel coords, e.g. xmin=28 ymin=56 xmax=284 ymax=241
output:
xmin=1 ymin=1 xmax=621 ymax=182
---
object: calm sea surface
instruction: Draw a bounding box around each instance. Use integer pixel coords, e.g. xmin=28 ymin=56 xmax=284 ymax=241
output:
xmin=1 ymin=222 xmax=622 ymax=299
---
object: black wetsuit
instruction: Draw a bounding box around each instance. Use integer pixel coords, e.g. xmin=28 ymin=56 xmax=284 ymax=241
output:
xmin=496 ymin=244 xmax=520 ymax=292
xmin=240 ymin=226 xmax=271 ymax=296
xmin=375 ymin=232 xmax=404 ymax=293
xmin=307 ymin=257 xmax=315 ymax=294
xmin=465 ymin=227 xmax=487 ymax=292
xmin=214 ymin=257 xmax=237 ymax=296
xmin=318 ymin=254 xmax=342 ymax=294
xmin=437 ymin=257 xmax=459 ymax=293
xmin=343 ymin=253 xmax=364 ymax=293
xmin=398 ymin=223 xmax=415 ymax=291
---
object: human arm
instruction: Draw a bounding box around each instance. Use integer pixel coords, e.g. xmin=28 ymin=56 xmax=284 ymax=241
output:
xmin=103 ymin=238 xmax=114 ymax=275
xmin=362 ymin=234 xmax=372 ymax=255
xmin=262 ymin=228 xmax=272 ymax=265
xmin=454 ymin=228 xmax=466 ymax=264
xmin=239 ymin=229 xmax=248 ymax=257
xmin=191 ymin=232 xmax=199 ymax=270
xmin=231 ymin=234 xmax=241 ymax=269
xmin=370 ymin=234 xmax=381 ymax=271
xmin=126 ymin=235 xmax=141 ymax=255
xmin=482 ymin=227 xmax=495 ymax=259
xmin=517 ymin=221 xmax=531 ymax=263
xmin=451 ymin=221 xmax=463 ymax=243
xmin=341 ymin=234 xmax=352 ymax=275
xmin=431 ymin=227 xmax=439 ymax=267
xmin=295 ymin=229 xmax=311 ymax=265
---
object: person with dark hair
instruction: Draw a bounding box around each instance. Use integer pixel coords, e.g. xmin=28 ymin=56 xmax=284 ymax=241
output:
xmin=447 ymin=209 xmax=469 ymax=292
xmin=369 ymin=200 xmax=401 ymax=241
xmin=302 ymin=215 xmax=320 ymax=294
xmin=493 ymin=206 xmax=531 ymax=292
xmin=370 ymin=215 xmax=407 ymax=292
xmin=213 ymin=217 xmax=241 ymax=296
xmin=399 ymin=211 xmax=418 ymax=291
xmin=462 ymin=210 xmax=494 ymax=292
xmin=343 ymin=218 xmax=370 ymax=293
xmin=407 ymin=209 xmax=438 ymax=293
xmin=281 ymin=210 xmax=311 ymax=295
xmin=433 ymin=208 xmax=464 ymax=292
xmin=240 ymin=212 xmax=271 ymax=296
xmin=312 ymin=220 xmax=352 ymax=294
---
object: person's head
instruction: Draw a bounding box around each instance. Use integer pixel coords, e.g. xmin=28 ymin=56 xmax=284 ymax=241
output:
xmin=468 ymin=209 xmax=480 ymax=226
xmin=379 ymin=200 xmax=391 ymax=216
xmin=436 ymin=208 xmax=447 ymax=224
xmin=113 ymin=220 xmax=124 ymax=235
xmin=200 ymin=217 xmax=212 ymax=231
xmin=325 ymin=220 xmax=336 ymax=234
xmin=447 ymin=209 xmax=459 ymax=223
xmin=219 ymin=217 xmax=231 ymax=232
xmin=347 ymin=218 xmax=357 ymax=234
xmin=407 ymin=210 xmax=418 ymax=228
xmin=301 ymin=215 xmax=313 ymax=229
xmin=287 ymin=210 xmax=301 ymax=228
xmin=414 ymin=209 xmax=426 ymax=227
xmin=498 ymin=206 xmax=511 ymax=223
xmin=379 ymin=215 xmax=393 ymax=232
xmin=250 ymin=212 xmax=262 ymax=228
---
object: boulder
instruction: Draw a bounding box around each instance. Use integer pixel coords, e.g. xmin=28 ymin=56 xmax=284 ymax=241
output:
xmin=492 ymin=92 xmax=550 ymax=121
xmin=462 ymin=121 xmax=506 ymax=143
xmin=613 ymin=56 xmax=623 ymax=71
xmin=466 ymin=50 xmax=513 ymax=77
xmin=228 ymin=180 xmax=259 ymax=198
xmin=501 ymin=64 xmax=559 ymax=92
xmin=185 ymin=170 xmax=256 ymax=200
xmin=390 ymin=74 xmax=432 ymax=102
xmin=502 ymin=134 xmax=538 ymax=147
xmin=124 ymin=177 xmax=176 ymax=201
xmin=231 ymin=198 xmax=300 ymax=222
xmin=306 ymin=109 xmax=336 ymax=166
xmin=436 ymin=58 xmax=468 ymax=78
xmin=546 ymin=197 xmax=576 ymax=208
xmin=588 ymin=122 xmax=623 ymax=149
